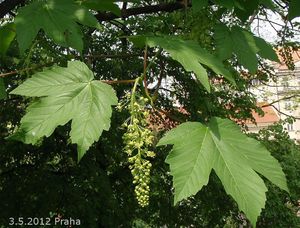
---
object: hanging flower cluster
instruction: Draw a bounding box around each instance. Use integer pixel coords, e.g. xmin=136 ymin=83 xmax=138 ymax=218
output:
xmin=120 ymin=95 xmax=155 ymax=207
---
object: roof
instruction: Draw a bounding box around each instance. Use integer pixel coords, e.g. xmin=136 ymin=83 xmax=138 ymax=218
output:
xmin=250 ymin=103 xmax=280 ymax=124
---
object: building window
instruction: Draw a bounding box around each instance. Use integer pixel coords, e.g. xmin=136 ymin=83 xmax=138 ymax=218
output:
xmin=284 ymin=101 xmax=292 ymax=110
xmin=282 ymin=81 xmax=289 ymax=89
xmin=251 ymin=79 xmax=261 ymax=86
xmin=287 ymin=123 xmax=294 ymax=131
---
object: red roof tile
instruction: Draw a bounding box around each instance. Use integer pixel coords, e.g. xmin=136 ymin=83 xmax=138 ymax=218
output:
xmin=251 ymin=103 xmax=280 ymax=124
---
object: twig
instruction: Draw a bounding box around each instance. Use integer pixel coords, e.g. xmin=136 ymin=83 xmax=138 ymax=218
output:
xmin=108 ymin=19 xmax=133 ymax=35
xmin=0 ymin=67 xmax=137 ymax=85
xmin=85 ymin=52 xmax=142 ymax=59
xmin=0 ymin=70 xmax=18 ymax=78
xmin=257 ymin=16 xmax=300 ymax=33
xmin=102 ymin=79 xmax=136 ymax=85
xmin=261 ymin=94 xmax=300 ymax=107
xmin=270 ymin=104 xmax=300 ymax=119
xmin=143 ymin=45 xmax=151 ymax=101
xmin=273 ymin=0 xmax=287 ymax=9
xmin=95 ymin=2 xmax=186 ymax=22
xmin=0 ymin=52 xmax=144 ymax=78
xmin=0 ymin=62 xmax=53 ymax=78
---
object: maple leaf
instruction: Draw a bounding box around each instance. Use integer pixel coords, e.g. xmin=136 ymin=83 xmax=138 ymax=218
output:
xmin=158 ymin=117 xmax=288 ymax=226
xmin=10 ymin=61 xmax=118 ymax=161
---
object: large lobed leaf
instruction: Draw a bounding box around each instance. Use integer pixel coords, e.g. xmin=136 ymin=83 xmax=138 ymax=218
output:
xmin=214 ymin=24 xmax=279 ymax=73
xmin=158 ymin=117 xmax=288 ymax=226
xmin=130 ymin=35 xmax=235 ymax=92
xmin=15 ymin=0 xmax=100 ymax=53
xmin=158 ymin=122 xmax=215 ymax=203
xmin=10 ymin=61 xmax=118 ymax=161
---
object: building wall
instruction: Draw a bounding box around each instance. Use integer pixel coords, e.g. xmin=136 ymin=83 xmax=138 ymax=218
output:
xmin=250 ymin=59 xmax=300 ymax=141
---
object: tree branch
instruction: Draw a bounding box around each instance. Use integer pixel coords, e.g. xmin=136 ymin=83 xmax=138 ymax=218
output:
xmin=0 ymin=62 xmax=54 ymax=78
xmin=261 ymin=94 xmax=300 ymax=107
xmin=102 ymin=79 xmax=136 ymax=85
xmin=86 ymin=52 xmax=142 ymax=59
xmin=95 ymin=2 xmax=186 ymax=22
xmin=269 ymin=104 xmax=300 ymax=120
xmin=143 ymin=46 xmax=151 ymax=100
xmin=0 ymin=1 xmax=186 ymax=20
xmin=0 ymin=1 xmax=188 ymax=25
xmin=0 ymin=52 xmax=143 ymax=78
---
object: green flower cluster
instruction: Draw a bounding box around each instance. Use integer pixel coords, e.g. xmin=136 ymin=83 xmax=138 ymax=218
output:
xmin=121 ymin=96 xmax=155 ymax=207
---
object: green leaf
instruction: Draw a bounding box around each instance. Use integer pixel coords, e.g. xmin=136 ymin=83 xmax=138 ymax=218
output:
xmin=288 ymin=0 xmax=300 ymax=20
xmin=15 ymin=0 xmax=100 ymax=53
xmin=234 ymin=0 xmax=259 ymax=22
xmin=209 ymin=118 xmax=288 ymax=192
xmin=0 ymin=78 xmax=6 ymax=100
xmin=158 ymin=122 xmax=214 ymax=203
xmin=214 ymin=25 xmax=256 ymax=69
xmin=0 ymin=23 xmax=16 ymax=56
xmin=254 ymin=36 xmax=279 ymax=62
xmin=215 ymin=25 xmax=278 ymax=73
xmin=158 ymin=117 xmax=288 ymax=226
xmin=83 ymin=0 xmax=121 ymax=16
xmin=130 ymin=35 xmax=235 ymax=92
xmin=10 ymin=61 xmax=118 ymax=161
xmin=214 ymin=24 xmax=233 ymax=60
xmin=231 ymin=26 xmax=259 ymax=73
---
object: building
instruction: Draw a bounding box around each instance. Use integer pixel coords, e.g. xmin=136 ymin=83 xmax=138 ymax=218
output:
xmin=249 ymin=49 xmax=300 ymax=141
xmin=246 ymin=103 xmax=280 ymax=133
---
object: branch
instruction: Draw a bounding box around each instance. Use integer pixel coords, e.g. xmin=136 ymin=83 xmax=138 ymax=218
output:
xmin=0 ymin=69 xmax=18 ymax=78
xmin=95 ymin=2 xmax=186 ymax=22
xmin=0 ymin=66 xmax=136 ymax=84
xmin=273 ymin=0 xmax=288 ymax=9
xmin=269 ymin=104 xmax=300 ymax=120
xmin=143 ymin=46 xmax=151 ymax=100
xmin=261 ymin=94 xmax=300 ymax=107
xmin=108 ymin=19 xmax=133 ymax=35
xmin=0 ymin=52 xmax=144 ymax=78
xmin=0 ymin=1 xmax=187 ymax=20
xmin=102 ymin=79 xmax=136 ymax=85
xmin=0 ymin=62 xmax=53 ymax=78
xmin=257 ymin=16 xmax=300 ymax=33
xmin=86 ymin=52 xmax=142 ymax=59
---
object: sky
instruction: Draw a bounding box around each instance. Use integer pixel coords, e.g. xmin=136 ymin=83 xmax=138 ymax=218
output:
xmin=251 ymin=10 xmax=300 ymax=43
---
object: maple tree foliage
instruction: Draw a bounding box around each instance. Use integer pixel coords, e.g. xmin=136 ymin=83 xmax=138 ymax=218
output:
xmin=0 ymin=0 xmax=299 ymax=227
